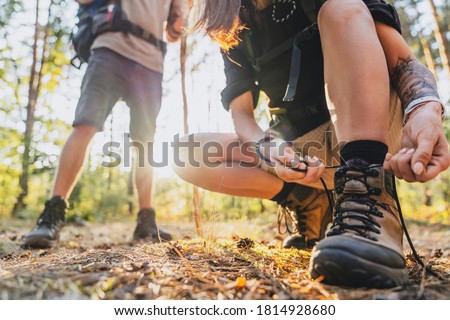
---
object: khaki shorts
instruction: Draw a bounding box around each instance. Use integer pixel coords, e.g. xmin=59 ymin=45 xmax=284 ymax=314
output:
xmin=261 ymin=91 xmax=404 ymax=190
xmin=73 ymin=48 xmax=163 ymax=142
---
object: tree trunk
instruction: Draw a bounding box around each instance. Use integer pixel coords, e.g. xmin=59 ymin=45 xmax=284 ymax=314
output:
xmin=424 ymin=188 xmax=433 ymax=207
xmin=107 ymin=115 xmax=114 ymax=191
xmin=128 ymin=168 xmax=134 ymax=216
xmin=428 ymin=0 xmax=450 ymax=77
xmin=420 ymin=35 xmax=438 ymax=79
xmin=13 ymin=0 xmax=53 ymax=216
xmin=180 ymin=35 xmax=203 ymax=237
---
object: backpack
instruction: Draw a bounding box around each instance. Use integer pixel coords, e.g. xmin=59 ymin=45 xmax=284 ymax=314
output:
xmin=241 ymin=0 xmax=326 ymax=101
xmin=71 ymin=0 xmax=167 ymax=68
xmin=240 ymin=0 xmax=329 ymax=140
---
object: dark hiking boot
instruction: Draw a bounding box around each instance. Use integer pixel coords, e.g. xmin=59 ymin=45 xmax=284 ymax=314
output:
xmin=279 ymin=186 xmax=332 ymax=250
xmin=22 ymin=196 xmax=68 ymax=249
xmin=309 ymin=165 xmax=409 ymax=288
xmin=133 ymin=208 xmax=172 ymax=242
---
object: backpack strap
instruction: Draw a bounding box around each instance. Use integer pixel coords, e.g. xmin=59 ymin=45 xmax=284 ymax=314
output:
xmin=96 ymin=0 xmax=167 ymax=55
xmin=248 ymin=22 xmax=319 ymax=102
xmin=243 ymin=0 xmax=325 ymax=102
xmin=282 ymin=22 xmax=318 ymax=101
xmin=252 ymin=22 xmax=319 ymax=72
xmin=283 ymin=0 xmax=327 ymax=101
xmin=90 ymin=0 xmax=108 ymax=13
xmin=283 ymin=35 xmax=303 ymax=101
xmin=116 ymin=20 xmax=167 ymax=55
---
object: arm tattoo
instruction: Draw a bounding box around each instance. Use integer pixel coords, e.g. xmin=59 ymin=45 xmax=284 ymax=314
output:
xmin=391 ymin=56 xmax=440 ymax=108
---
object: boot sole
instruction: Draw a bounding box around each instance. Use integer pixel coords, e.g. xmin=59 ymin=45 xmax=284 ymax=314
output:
xmin=310 ymin=248 xmax=409 ymax=288
xmin=22 ymin=236 xmax=55 ymax=249
xmin=283 ymin=235 xmax=316 ymax=250
xmin=133 ymin=233 xmax=172 ymax=243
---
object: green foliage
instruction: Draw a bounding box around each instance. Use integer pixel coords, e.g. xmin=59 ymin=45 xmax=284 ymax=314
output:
xmin=70 ymin=167 xmax=132 ymax=222
xmin=0 ymin=164 xmax=20 ymax=216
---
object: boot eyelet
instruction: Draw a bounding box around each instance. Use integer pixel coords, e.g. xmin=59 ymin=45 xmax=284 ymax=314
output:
xmin=370 ymin=169 xmax=380 ymax=177
xmin=370 ymin=188 xmax=382 ymax=196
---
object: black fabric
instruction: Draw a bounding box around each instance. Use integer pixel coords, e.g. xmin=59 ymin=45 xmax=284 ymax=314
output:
xmin=221 ymin=0 xmax=320 ymax=110
xmin=271 ymin=182 xmax=296 ymax=204
xmin=221 ymin=0 xmax=403 ymax=112
xmin=340 ymin=140 xmax=389 ymax=165
xmin=364 ymin=0 xmax=402 ymax=35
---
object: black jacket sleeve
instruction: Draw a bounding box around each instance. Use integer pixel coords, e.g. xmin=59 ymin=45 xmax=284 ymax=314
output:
xmin=221 ymin=47 xmax=260 ymax=111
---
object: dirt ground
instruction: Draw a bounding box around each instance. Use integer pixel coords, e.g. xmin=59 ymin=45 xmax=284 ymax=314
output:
xmin=0 ymin=217 xmax=449 ymax=300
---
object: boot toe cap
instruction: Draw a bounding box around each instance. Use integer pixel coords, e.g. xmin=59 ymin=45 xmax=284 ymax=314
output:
xmin=314 ymin=235 xmax=405 ymax=268
xmin=22 ymin=228 xmax=56 ymax=249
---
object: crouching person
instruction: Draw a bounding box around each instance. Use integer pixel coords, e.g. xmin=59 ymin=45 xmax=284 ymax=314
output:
xmin=173 ymin=0 xmax=450 ymax=288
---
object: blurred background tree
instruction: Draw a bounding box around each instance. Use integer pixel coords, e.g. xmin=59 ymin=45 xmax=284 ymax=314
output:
xmin=0 ymin=0 xmax=448 ymax=228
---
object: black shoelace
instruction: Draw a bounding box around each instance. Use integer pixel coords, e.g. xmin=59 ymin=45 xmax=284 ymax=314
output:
xmin=327 ymin=166 xmax=386 ymax=241
xmin=36 ymin=201 xmax=64 ymax=229
xmin=277 ymin=201 xmax=307 ymax=235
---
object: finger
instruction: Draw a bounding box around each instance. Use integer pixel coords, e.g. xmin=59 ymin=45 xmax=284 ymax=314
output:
xmin=398 ymin=149 xmax=416 ymax=182
xmin=384 ymin=153 xmax=393 ymax=174
xmin=312 ymin=163 xmax=325 ymax=183
xmin=305 ymin=155 xmax=321 ymax=168
xmin=415 ymin=162 xmax=442 ymax=182
xmin=274 ymin=161 xmax=307 ymax=182
xmin=415 ymin=136 xmax=450 ymax=182
xmin=300 ymin=163 xmax=325 ymax=184
xmin=411 ymin=134 xmax=437 ymax=176
xmin=305 ymin=156 xmax=325 ymax=182
xmin=272 ymin=148 xmax=297 ymax=166
xmin=388 ymin=148 xmax=409 ymax=180
xmin=290 ymin=157 xmax=307 ymax=172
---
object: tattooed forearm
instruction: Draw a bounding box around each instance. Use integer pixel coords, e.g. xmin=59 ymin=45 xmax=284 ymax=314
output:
xmin=391 ymin=56 xmax=440 ymax=108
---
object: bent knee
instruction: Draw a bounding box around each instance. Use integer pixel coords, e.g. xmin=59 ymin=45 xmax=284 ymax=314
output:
xmin=171 ymin=133 xmax=239 ymax=175
xmin=171 ymin=133 xmax=220 ymax=169
xmin=73 ymin=124 xmax=99 ymax=139
xmin=172 ymin=134 xmax=198 ymax=171
xmin=318 ymin=0 xmax=372 ymax=34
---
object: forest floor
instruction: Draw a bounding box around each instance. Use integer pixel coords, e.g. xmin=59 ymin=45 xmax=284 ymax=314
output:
xmin=0 ymin=216 xmax=449 ymax=300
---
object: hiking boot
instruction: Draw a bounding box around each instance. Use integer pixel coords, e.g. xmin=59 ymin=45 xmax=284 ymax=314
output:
xmin=279 ymin=186 xmax=333 ymax=250
xmin=309 ymin=165 xmax=409 ymax=288
xmin=22 ymin=196 xmax=68 ymax=249
xmin=133 ymin=208 xmax=172 ymax=242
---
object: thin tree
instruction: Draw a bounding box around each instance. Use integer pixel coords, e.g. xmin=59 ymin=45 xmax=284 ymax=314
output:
xmin=13 ymin=0 xmax=54 ymax=216
xmin=420 ymin=34 xmax=438 ymax=79
xmin=180 ymin=34 xmax=203 ymax=237
xmin=428 ymin=0 xmax=450 ymax=77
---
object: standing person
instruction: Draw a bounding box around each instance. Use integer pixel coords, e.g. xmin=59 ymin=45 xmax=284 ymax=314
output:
xmin=173 ymin=0 xmax=449 ymax=288
xmin=23 ymin=0 xmax=187 ymax=249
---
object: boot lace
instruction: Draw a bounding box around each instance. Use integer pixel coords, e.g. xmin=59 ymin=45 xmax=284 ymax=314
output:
xmin=277 ymin=202 xmax=307 ymax=235
xmin=327 ymin=165 xmax=390 ymax=241
xmin=36 ymin=200 xmax=65 ymax=229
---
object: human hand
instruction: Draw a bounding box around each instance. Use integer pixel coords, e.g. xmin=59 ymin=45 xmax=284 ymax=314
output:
xmin=261 ymin=138 xmax=325 ymax=184
xmin=384 ymin=102 xmax=450 ymax=182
